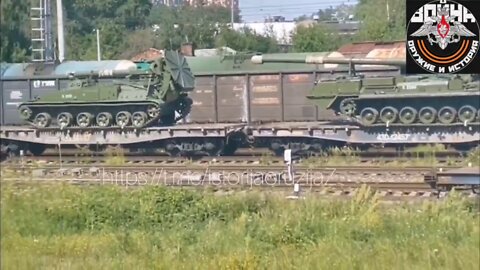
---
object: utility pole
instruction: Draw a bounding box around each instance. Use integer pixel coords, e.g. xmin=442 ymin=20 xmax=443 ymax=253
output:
xmin=56 ymin=0 xmax=65 ymax=62
xmin=231 ymin=0 xmax=234 ymax=28
xmin=96 ymin=29 xmax=101 ymax=61
xmin=386 ymin=0 xmax=390 ymax=22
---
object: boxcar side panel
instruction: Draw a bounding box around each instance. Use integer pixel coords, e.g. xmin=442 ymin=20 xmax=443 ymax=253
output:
xmin=216 ymin=76 xmax=247 ymax=122
xmin=282 ymin=73 xmax=318 ymax=121
xmin=2 ymin=80 xmax=31 ymax=125
xmin=249 ymin=74 xmax=282 ymax=122
xmin=187 ymin=76 xmax=216 ymax=123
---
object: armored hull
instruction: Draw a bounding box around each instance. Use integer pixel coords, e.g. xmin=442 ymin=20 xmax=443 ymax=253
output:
xmin=251 ymin=55 xmax=480 ymax=127
xmin=16 ymin=51 xmax=194 ymax=129
xmin=309 ymin=74 xmax=480 ymax=126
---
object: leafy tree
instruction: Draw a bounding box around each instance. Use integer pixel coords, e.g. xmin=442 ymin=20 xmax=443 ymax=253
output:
xmin=117 ymin=29 xmax=162 ymax=59
xmin=316 ymin=7 xmax=336 ymax=21
xmin=147 ymin=5 xmax=231 ymax=50
xmin=355 ymin=0 xmax=405 ymax=41
xmin=215 ymin=27 xmax=279 ymax=53
xmin=62 ymin=0 xmax=152 ymax=60
xmin=0 ymin=0 xmax=31 ymax=62
xmin=291 ymin=24 xmax=347 ymax=52
xmin=294 ymin=15 xmax=311 ymax=22
xmin=64 ymin=0 xmax=151 ymax=30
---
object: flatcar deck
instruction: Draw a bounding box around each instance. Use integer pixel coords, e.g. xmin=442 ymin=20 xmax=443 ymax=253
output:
xmin=424 ymin=167 xmax=480 ymax=192
xmin=248 ymin=121 xmax=480 ymax=149
xmin=1 ymin=121 xmax=479 ymax=156
xmin=0 ymin=123 xmax=245 ymax=145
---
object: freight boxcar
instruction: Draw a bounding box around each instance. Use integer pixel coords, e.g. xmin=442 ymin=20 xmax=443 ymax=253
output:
xmin=184 ymin=52 xmax=401 ymax=124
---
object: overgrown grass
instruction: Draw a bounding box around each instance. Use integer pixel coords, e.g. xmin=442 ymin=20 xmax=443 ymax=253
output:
xmin=466 ymin=147 xmax=480 ymax=166
xmin=1 ymin=183 xmax=479 ymax=269
xmin=104 ymin=146 xmax=126 ymax=166
xmin=405 ymin=144 xmax=449 ymax=156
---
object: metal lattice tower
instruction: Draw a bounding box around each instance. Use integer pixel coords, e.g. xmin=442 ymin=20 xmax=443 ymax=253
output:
xmin=31 ymin=0 xmax=54 ymax=62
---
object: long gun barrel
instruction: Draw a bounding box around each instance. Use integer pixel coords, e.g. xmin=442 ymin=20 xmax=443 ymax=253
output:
xmin=251 ymin=55 xmax=406 ymax=67
xmin=67 ymin=69 xmax=150 ymax=78
xmin=2 ymin=52 xmax=194 ymax=92
xmin=70 ymin=50 xmax=195 ymax=92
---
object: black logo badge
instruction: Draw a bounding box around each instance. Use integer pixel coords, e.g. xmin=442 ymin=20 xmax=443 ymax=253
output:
xmin=406 ymin=0 xmax=480 ymax=74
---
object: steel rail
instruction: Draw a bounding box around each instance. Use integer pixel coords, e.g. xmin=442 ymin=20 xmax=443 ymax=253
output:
xmin=1 ymin=154 xmax=467 ymax=167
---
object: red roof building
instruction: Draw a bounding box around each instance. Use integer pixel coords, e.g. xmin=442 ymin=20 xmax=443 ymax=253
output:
xmin=130 ymin=48 xmax=164 ymax=62
xmin=337 ymin=41 xmax=405 ymax=58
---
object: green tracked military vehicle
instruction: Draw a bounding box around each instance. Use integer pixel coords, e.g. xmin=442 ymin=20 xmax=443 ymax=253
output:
xmin=251 ymin=55 xmax=480 ymax=126
xmin=18 ymin=50 xmax=194 ymax=129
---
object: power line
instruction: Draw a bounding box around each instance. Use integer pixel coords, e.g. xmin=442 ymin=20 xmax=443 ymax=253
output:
xmin=241 ymin=6 xmax=355 ymax=13
xmin=240 ymin=0 xmax=358 ymax=10
xmin=240 ymin=6 xmax=357 ymax=17
xmin=238 ymin=1 xmax=358 ymax=19
xmin=241 ymin=7 xmax=347 ymax=15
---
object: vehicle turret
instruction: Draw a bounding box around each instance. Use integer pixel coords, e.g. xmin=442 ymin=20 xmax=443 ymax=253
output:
xmin=17 ymin=50 xmax=194 ymax=129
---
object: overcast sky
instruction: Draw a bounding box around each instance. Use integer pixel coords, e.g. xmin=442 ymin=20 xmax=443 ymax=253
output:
xmin=239 ymin=0 xmax=358 ymax=22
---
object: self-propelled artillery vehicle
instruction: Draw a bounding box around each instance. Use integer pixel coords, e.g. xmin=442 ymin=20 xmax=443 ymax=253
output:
xmin=251 ymin=55 xmax=480 ymax=127
xmin=17 ymin=50 xmax=194 ymax=129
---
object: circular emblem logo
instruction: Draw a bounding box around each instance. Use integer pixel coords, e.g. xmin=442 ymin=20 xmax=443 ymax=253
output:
xmin=407 ymin=0 xmax=479 ymax=73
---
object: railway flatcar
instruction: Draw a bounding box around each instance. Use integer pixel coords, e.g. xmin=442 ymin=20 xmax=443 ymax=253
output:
xmin=2 ymin=55 xmax=479 ymax=157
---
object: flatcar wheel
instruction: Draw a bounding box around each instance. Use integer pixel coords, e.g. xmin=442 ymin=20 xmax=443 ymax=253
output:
xmin=57 ymin=112 xmax=73 ymax=127
xmin=204 ymin=140 xmax=224 ymax=156
xmin=96 ymin=112 xmax=112 ymax=127
xmin=419 ymin=107 xmax=436 ymax=124
xmin=165 ymin=141 xmax=181 ymax=157
xmin=132 ymin=111 xmax=148 ymax=128
xmin=438 ymin=106 xmax=457 ymax=124
xmin=34 ymin=113 xmax=52 ymax=128
xmin=458 ymin=105 xmax=476 ymax=123
xmin=399 ymin=107 xmax=417 ymax=124
xmin=269 ymin=141 xmax=285 ymax=156
xmin=19 ymin=106 xmax=32 ymax=120
xmin=76 ymin=112 xmax=93 ymax=127
xmin=116 ymin=111 xmax=131 ymax=127
xmin=359 ymin=107 xmax=378 ymax=126
xmin=147 ymin=105 xmax=160 ymax=118
xmin=380 ymin=106 xmax=398 ymax=123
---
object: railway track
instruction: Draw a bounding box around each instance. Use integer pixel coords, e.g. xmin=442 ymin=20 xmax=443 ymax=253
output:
xmin=2 ymin=150 xmax=477 ymax=200
xmin=2 ymin=163 xmax=477 ymax=199
xmin=0 ymin=154 xmax=468 ymax=187
xmin=0 ymin=152 xmax=470 ymax=167
xmin=0 ymin=164 xmax=459 ymax=187
xmin=2 ymin=176 xmax=477 ymax=200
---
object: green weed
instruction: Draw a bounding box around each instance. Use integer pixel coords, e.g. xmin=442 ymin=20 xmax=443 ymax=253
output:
xmin=104 ymin=146 xmax=126 ymax=166
xmin=1 ymin=183 xmax=479 ymax=270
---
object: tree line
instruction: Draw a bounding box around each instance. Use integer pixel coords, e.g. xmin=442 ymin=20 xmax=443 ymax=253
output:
xmin=0 ymin=0 xmax=405 ymax=62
